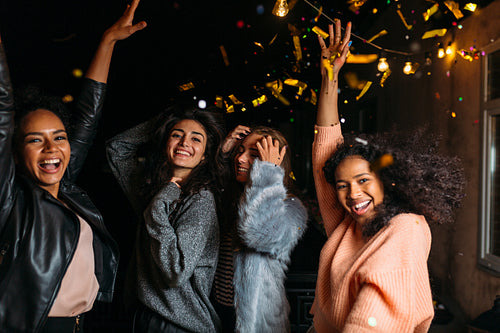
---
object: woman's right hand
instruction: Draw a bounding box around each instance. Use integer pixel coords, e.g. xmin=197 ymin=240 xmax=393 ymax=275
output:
xmin=222 ymin=125 xmax=251 ymax=153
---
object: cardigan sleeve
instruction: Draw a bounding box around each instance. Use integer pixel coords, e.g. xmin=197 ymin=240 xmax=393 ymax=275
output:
xmin=237 ymin=159 xmax=308 ymax=262
xmin=143 ymin=185 xmax=218 ymax=287
xmin=312 ymin=124 xmax=346 ymax=237
xmin=342 ymin=215 xmax=434 ymax=332
xmin=106 ymin=120 xmax=154 ymax=216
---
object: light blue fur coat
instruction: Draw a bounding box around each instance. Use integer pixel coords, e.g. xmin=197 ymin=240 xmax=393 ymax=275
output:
xmin=233 ymin=159 xmax=308 ymax=333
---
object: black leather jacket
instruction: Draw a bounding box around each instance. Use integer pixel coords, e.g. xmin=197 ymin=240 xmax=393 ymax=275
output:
xmin=0 ymin=44 xmax=119 ymax=332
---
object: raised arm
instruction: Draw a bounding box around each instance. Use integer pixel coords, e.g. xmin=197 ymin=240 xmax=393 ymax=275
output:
xmin=85 ymin=0 xmax=147 ymax=83
xmin=316 ymin=20 xmax=351 ymax=127
xmin=0 ymin=35 xmax=16 ymax=231
xmin=312 ymin=20 xmax=351 ymax=236
xmin=67 ymin=0 xmax=146 ymax=180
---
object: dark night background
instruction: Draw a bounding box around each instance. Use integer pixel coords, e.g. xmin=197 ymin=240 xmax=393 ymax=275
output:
xmin=0 ymin=0 xmax=493 ymax=331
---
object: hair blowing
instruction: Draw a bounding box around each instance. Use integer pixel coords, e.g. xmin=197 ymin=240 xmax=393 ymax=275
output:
xmin=323 ymin=128 xmax=466 ymax=238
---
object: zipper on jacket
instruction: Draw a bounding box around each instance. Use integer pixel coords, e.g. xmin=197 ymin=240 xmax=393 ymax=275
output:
xmin=0 ymin=243 xmax=10 ymax=265
xmin=73 ymin=315 xmax=81 ymax=332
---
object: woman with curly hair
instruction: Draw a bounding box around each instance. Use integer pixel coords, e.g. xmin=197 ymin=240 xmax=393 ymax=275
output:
xmin=309 ymin=20 xmax=465 ymax=332
xmin=106 ymin=104 xmax=225 ymax=332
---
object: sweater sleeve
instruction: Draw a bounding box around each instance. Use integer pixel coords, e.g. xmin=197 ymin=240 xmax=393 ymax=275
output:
xmin=105 ymin=120 xmax=154 ymax=216
xmin=143 ymin=185 xmax=218 ymax=287
xmin=312 ymin=124 xmax=346 ymax=237
xmin=342 ymin=215 xmax=434 ymax=332
xmin=237 ymin=159 xmax=308 ymax=262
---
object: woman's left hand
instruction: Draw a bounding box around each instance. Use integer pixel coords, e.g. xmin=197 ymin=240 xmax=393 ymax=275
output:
xmin=256 ymin=136 xmax=286 ymax=166
xmin=102 ymin=0 xmax=147 ymax=44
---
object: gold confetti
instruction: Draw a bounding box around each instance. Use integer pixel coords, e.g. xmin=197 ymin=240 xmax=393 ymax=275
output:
xmin=265 ymin=80 xmax=290 ymax=105
xmin=293 ymin=35 xmax=302 ymax=62
xmin=366 ymin=30 xmax=388 ymax=43
xmin=312 ymin=26 xmax=329 ymax=39
xmin=423 ymin=3 xmax=439 ymax=21
xmin=252 ymin=95 xmax=268 ymax=107
xmin=219 ymin=45 xmax=230 ymax=66
xmin=444 ymin=1 xmax=464 ymax=19
xmin=371 ymin=154 xmax=394 ymax=172
xmin=422 ymin=29 xmax=447 ymax=39
xmin=396 ymin=10 xmax=413 ymax=30
xmin=178 ymin=82 xmax=195 ymax=92
xmin=284 ymin=78 xmax=308 ymax=96
xmin=356 ymin=81 xmax=372 ymax=100
xmin=228 ymin=94 xmax=243 ymax=105
xmin=380 ymin=69 xmax=391 ymax=87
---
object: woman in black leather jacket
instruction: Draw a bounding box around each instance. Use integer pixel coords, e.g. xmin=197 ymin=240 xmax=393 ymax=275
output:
xmin=0 ymin=1 xmax=146 ymax=332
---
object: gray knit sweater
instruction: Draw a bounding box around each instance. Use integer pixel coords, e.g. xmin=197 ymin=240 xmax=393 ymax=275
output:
xmin=106 ymin=121 xmax=220 ymax=332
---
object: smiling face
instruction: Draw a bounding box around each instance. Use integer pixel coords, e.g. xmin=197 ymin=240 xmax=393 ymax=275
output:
xmin=17 ymin=109 xmax=71 ymax=198
xmin=334 ymin=155 xmax=385 ymax=226
xmin=234 ymin=133 xmax=263 ymax=184
xmin=166 ymin=119 xmax=207 ymax=178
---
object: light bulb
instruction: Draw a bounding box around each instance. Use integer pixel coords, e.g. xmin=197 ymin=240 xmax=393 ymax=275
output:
xmin=403 ymin=62 xmax=413 ymax=75
xmin=377 ymin=57 xmax=389 ymax=72
xmin=446 ymin=42 xmax=453 ymax=55
xmin=438 ymin=43 xmax=445 ymax=58
xmin=272 ymin=0 xmax=289 ymax=17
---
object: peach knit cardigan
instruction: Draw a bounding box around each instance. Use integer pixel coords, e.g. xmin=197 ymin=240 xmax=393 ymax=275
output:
xmin=310 ymin=125 xmax=434 ymax=332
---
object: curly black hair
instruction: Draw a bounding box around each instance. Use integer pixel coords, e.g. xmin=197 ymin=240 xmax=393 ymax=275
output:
xmin=13 ymin=85 xmax=70 ymax=134
xmin=323 ymin=128 xmax=466 ymax=238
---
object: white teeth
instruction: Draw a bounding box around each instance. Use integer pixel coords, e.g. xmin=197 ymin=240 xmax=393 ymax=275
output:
xmin=175 ymin=150 xmax=190 ymax=156
xmin=238 ymin=168 xmax=248 ymax=172
xmin=41 ymin=159 xmax=60 ymax=164
xmin=354 ymin=201 xmax=370 ymax=209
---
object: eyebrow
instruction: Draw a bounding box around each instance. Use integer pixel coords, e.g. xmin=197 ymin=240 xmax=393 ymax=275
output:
xmin=172 ymin=128 xmax=205 ymax=138
xmin=335 ymin=172 xmax=371 ymax=184
xmin=23 ymin=129 xmax=67 ymax=138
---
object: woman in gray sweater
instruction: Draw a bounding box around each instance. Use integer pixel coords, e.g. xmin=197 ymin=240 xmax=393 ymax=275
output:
xmin=106 ymin=105 xmax=225 ymax=332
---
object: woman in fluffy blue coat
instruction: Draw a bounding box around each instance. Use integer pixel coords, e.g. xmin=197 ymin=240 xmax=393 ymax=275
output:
xmin=214 ymin=126 xmax=308 ymax=333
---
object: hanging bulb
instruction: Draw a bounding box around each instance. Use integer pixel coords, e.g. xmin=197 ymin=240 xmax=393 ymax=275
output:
xmin=377 ymin=57 xmax=389 ymax=72
xmin=438 ymin=43 xmax=445 ymax=58
xmin=446 ymin=42 xmax=453 ymax=55
xmin=425 ymin=52 xmax=432 ymax=66
xmin=403 ymin=61 xmax=413 ymax=75
xmin=272 ymin=0 xmax=289 ymax=17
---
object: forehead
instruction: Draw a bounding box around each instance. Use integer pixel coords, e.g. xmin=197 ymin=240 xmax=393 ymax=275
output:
xmin=241 ymin=133 xmax=263 ymax=148
xmin=172 ymin=119 xmax=206 ymax=136
xmin=20 ymin=109 xmax=65 ymax=133
xmin=335 ymin=155 xmax=372 ymax=178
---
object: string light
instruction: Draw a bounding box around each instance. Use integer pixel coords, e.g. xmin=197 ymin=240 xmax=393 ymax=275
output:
xmin=437 ymin=43 xmax=445 ymax=58
xmin=446 ymin=42 xmax=453 ymax=55
xmin=272 ymin=0 xmax=289 ymax=17
xmin=403 ymin=61 xmax=413 ymax=75
xmin=377 ymin=57 xmax=389 ymax=72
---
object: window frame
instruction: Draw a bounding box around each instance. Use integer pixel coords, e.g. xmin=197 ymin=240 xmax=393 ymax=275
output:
xmin=479 ymin=38 xmax=500 ymax=275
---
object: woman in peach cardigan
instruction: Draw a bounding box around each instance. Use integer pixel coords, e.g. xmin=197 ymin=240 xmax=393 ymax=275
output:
xmin=309 ymin=20 xmax=465 ymax=332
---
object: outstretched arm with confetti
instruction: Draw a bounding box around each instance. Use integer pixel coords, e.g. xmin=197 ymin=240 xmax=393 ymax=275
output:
xmin=316 ymin=19 xmax=351 ymax=127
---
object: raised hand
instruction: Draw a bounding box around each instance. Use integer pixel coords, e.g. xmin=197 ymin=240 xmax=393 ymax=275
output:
xmin=222 ymin=125 xmax=251 ymax=153
xmin=102 ymin=0 xmax=147 ymax=44
xmin=256 ymin=136 xmax=286 ymax=166
xmin=318 ymin=20 xmax=351 ymax=80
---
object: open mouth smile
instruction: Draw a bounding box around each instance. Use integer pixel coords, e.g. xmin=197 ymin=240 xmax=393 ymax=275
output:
xmin=38 ymin=158 xmax=62 ymax=172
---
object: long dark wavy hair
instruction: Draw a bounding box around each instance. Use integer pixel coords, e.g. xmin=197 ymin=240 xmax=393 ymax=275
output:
xmin=140 ymin=104 xmax=226 ymax=204
xmin=323 ymin=128 xmax=466 ymax=238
